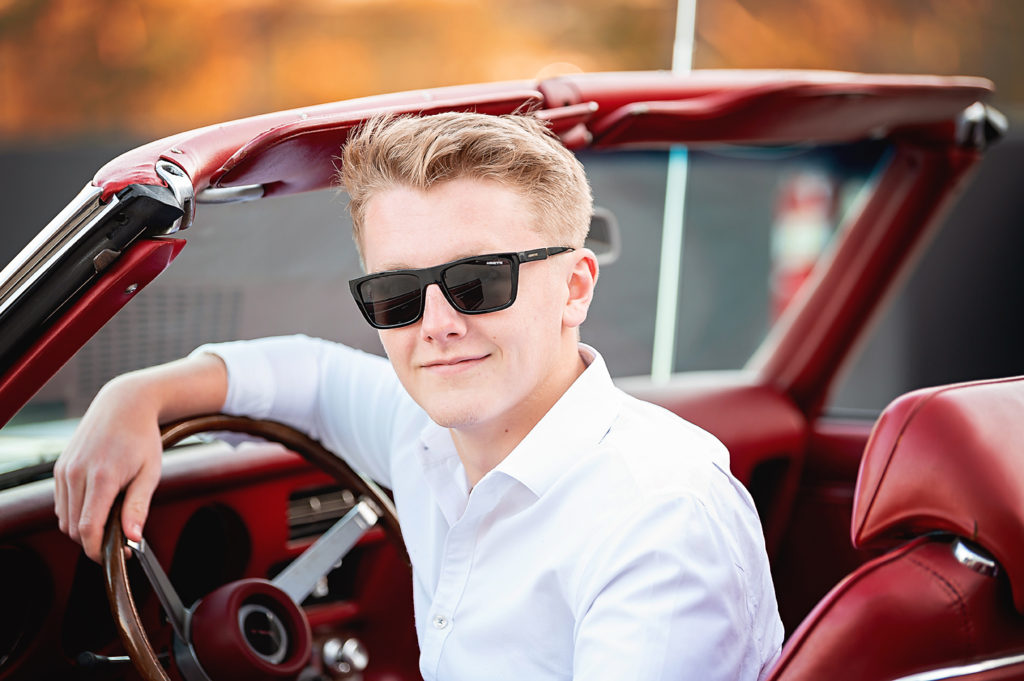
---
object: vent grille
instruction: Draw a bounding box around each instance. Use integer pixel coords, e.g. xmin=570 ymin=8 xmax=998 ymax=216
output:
xmin=287 ymin=485 xmax=357 ymax=541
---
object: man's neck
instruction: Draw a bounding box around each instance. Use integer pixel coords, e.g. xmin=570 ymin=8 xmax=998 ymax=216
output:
xmin=451 ymin=349 xmax=587 ymax=488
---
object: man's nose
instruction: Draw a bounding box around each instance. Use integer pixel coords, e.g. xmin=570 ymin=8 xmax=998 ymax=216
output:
xmin=420 ymin=284 xmax=467 ymax=341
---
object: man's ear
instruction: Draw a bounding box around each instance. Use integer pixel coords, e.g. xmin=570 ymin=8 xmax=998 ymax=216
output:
xmin=563 ymin=249 xmax=599 ymax=330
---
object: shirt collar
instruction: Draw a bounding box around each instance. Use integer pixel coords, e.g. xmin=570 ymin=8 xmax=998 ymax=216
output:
xmin=492 ymin=344 xmax=623 ymax=498
xmin=416 ymin=344 xmax=624 ymax=519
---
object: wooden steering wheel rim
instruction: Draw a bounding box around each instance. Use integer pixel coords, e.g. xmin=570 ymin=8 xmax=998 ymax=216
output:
xmin=102 ymin=414 xmax=405 ymax=681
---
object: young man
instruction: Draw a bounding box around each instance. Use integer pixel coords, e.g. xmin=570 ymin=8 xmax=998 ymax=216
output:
xmin=55 ymin=113 xmax=783 ymax=680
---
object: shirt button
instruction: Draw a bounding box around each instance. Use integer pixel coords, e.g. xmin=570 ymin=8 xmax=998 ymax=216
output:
xmin=432 ymin=615 xmax=449 ymax=630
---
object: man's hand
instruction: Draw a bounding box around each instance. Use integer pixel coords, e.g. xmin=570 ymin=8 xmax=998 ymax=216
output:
xmin=53 ymin=354 xmax=229 ymax=562
xmin=54 ymin=375 xmax=163 ymax=562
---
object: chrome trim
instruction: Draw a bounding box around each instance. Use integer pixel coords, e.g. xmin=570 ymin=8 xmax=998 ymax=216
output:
xmin=322 ymin=637 xmax=369 ymax=676
xmin=956 ymin=102 xmax=1007 ymax=150
xmin=128 ymin=538 xmax=189 ymax=642
xmin=155 ymin=160 xmax=195 ymax=233
xmin=0 ymin=184 xmax=118 ymax=319
xmin=287 ymin=487 xmax=358 ymax=540
xmin=952 ymin=538 xmax=999 ymax=577
xmin=238 ymin=603 xmax=288 ymax=664
xmin=888 ymin=651 xmax=1024 ymax=681
xmin=173 ymin=627 xmax=215 ymax=681
xmin=273 ymin=499 xmax=379 ymax=605
xmin=196 ymin=183 xmax=265 ymax=204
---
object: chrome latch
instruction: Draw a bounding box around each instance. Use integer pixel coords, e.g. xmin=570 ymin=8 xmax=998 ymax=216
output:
xmin=952 ymin=537 xmax=999 ymax=577
xmin=155 ymin=159 xmax=196 ymax=233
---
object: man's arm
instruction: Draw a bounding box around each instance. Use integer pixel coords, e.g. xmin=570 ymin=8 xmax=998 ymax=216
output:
xmin=201 ymin=336 xmax=410 ymax=488
xmin=54 ymin=352 xmax=228 ymax=562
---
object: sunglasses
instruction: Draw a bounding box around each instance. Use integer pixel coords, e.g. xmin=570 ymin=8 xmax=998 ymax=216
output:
xmin=349 ymin=246 xmax=574 ymax=329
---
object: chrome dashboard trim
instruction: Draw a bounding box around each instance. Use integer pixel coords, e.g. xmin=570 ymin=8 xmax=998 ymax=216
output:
xmin=273 ymin=499 xmax=379 ymax=605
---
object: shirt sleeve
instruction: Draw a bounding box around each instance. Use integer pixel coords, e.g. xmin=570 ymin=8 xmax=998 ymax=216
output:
xmin=191 ymin=334 xmax=413 ymax=488
xmin=572 ymin=494 xmax=777 ymax=681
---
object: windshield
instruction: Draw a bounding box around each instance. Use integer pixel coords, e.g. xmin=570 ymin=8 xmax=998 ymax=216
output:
xmin=0 ymin=141 xmax=890 ymax=488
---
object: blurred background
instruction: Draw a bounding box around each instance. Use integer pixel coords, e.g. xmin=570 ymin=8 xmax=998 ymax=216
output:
xmin=1 ymin=0 xmax=1023 ymax=425
xmin=1 ymin=0 xmax=1021 ymax=140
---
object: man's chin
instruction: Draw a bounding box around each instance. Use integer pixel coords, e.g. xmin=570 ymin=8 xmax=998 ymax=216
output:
xmin=405 ymin=377 xmax=489 ymax=429
xmin=424 ymin=406 xmax=482 ymax=430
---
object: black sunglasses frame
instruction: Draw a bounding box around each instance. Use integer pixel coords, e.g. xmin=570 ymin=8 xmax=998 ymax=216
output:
xmin=349 ymin=246 xmax=574 ymax=329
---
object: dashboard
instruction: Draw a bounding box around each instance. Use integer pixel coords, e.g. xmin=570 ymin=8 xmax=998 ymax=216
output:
xmin=0 ymin=440 xmax=419 ymax=680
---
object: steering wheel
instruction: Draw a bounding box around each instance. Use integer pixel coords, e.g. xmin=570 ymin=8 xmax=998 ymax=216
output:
xmin=102 ymin=414 xmax=405 ymax=681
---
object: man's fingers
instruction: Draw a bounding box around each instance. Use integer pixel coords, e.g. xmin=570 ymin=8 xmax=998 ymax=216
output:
xmin=62 ymin=460 xmax=90 ymax=545
xmin=53 ymin=459 xmax=68 ymax=534
xmin=121 ymin=461 xmax=161 ymax=544
xmin=77 ymin=469 xmax=122 ymax=563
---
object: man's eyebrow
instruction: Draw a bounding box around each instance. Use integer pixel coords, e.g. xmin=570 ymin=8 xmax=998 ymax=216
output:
xmin=372 ymin=249 xmax=500 ymax=273
xmin=370 ymin=261 xmax=413 ymax=273
xmin=371 ymin=260 xmax=431 ymax=273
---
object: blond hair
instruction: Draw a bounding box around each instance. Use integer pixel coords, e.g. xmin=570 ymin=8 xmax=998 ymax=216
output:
xmin=339 ymin=112 xmax=592 ymax=253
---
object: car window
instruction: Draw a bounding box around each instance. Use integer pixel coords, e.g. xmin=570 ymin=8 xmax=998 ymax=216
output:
xmin=583 ymin=143 xmax=888 ymax=377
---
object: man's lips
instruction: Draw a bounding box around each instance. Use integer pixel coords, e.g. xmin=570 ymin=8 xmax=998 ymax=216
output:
xmin=421 ymin=354 xmax=489 ymax=370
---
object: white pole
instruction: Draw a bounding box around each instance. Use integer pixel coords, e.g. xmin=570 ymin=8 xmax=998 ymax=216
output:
xmin=650 ymin=0 xmax=697 ymax=382
xmin=673 ymin=0 xmax=697 ymax=72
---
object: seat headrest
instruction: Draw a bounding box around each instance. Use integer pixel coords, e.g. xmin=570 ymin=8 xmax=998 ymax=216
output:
xmin=852 ymin=375 xmax=1024 ymax=613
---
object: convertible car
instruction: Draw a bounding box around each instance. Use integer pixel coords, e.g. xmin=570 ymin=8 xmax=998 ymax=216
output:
xmin=1 ymin=70 xmax=1022 ymax=681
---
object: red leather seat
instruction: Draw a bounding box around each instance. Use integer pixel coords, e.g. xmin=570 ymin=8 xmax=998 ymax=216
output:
xmin=767 ymin=376 xmax=1024 ymax=681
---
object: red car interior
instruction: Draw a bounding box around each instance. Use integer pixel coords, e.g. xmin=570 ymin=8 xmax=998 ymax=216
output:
xmin=0 ymin=71 xmax=1016 ymax=680
xmin=0 ymin=435 xmax=419 ymax=680
xmin=769 ymin=376 xmax=1024 ymax=680
xmin=100 ymin=416 xmax=415 ymax=681
xmin=852 ymin=376 xmax=1024 ymax=609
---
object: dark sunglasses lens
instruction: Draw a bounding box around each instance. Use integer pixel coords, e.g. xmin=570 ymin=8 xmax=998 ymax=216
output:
xmin=358 ymin=273 xmax=423 ymax=327
xmin=442 ymin=257 xmax=514 ymax=313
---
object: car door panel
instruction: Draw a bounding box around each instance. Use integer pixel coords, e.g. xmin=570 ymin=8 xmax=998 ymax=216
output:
xmin=772 ymin=418 xmax=881 ymax=633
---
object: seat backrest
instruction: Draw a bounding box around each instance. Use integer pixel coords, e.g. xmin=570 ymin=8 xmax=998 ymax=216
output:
xmin=767 ymin=376 xmax=1024 ymax=681
xmin=852 ymin=375 xmax=1024 ymax=611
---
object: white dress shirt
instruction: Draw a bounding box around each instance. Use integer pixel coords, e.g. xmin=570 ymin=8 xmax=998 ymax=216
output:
xmin=198 ymin=335 xmax=783 ymax=681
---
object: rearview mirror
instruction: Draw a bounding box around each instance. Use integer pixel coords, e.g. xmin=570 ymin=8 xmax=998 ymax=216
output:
xmin=586 ymin=206 xmax=621 ymax=266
